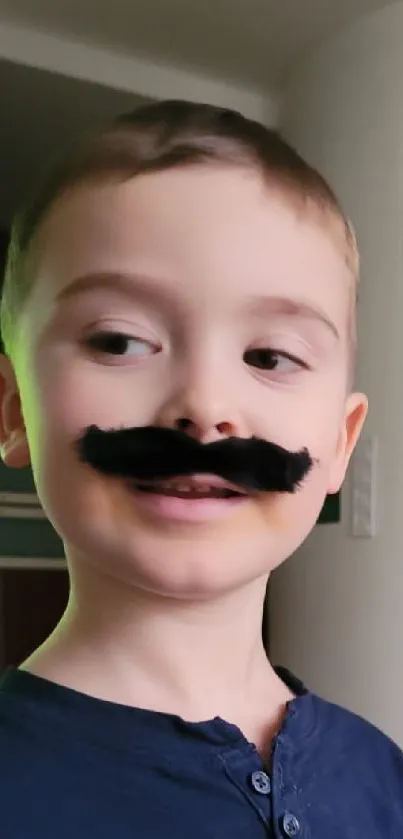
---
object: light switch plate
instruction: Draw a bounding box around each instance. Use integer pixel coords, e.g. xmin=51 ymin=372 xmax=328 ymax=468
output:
xmin=351 ymin=436 xmax=378 ymax=538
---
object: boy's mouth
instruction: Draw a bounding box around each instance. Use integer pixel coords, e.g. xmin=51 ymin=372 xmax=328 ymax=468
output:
xmin=131 ymin=475 xmax=247 ymax=498
xmin=127 ymin=474 xmax=250 ymax=522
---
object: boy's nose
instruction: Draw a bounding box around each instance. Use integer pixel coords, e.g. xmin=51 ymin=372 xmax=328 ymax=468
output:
xmin=174 ymin=416 xmax=234 ymax=443
xmin=156 ymin=379 xmax=245 ymax=444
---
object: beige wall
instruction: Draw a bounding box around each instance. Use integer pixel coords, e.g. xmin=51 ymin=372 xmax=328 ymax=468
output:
xmin=270 ymin=1 xmax=403 ymax=745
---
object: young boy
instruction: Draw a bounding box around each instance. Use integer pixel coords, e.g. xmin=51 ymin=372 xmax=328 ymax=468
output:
xmin=0 ymin=99 xmax=400 ymax=838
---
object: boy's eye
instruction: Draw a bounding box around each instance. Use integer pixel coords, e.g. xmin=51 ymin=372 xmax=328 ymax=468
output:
xmin=85 ymin=331 xmax=159 ymax=357
xmin=243 ymin=347 xmax=306 ymax=373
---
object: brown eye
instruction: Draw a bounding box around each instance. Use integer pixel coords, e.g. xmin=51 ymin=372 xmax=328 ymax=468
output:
xmin=86 ymin=331 xmax=157 ymax=357
xmin=244 ymin=348 xmax=305 ymax=372
xmin=244 ymin=348 xmax=281 ymax=370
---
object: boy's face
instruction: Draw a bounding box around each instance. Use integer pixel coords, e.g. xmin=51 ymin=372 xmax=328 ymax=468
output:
xmin=0 ymin=167 xmax=367 ymax=598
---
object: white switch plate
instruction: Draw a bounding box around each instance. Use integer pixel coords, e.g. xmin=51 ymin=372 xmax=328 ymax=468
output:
xmin=351 ymin=436 xmax=378 ymax=538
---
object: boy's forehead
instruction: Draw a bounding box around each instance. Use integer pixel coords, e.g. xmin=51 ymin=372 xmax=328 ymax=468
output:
xmin=32 ymin=167 xmax=351 ymax=320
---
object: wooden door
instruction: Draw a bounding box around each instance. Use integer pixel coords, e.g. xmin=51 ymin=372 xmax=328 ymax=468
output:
xmin=0 ymin=569 xmax=69 ymax=671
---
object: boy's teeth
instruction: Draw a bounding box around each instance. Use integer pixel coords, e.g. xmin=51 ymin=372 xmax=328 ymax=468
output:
xmin=157 ymin=480 xmax=213 ymax=492
xmin=133 ymin=478 xmax=241 ymax=497
xmin=161 ymin=482 xmax=217 ymax=494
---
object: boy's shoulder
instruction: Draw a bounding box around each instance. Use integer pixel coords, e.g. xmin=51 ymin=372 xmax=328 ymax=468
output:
xmin=307 ymin=693 xmax=403 ymax=819
xmin=310 ymin=688 xmax=402 ymax=762
xmin=310 ymin=693 xmax=403 ymax=752
xmin=278 ymin=666 xmax=403 ymax=828
xmin=279 ymin=666 xmax=402 ymax=764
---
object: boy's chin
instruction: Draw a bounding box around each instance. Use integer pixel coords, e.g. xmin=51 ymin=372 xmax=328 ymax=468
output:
xmin=67 ymin=525 xmax=303 ymax=602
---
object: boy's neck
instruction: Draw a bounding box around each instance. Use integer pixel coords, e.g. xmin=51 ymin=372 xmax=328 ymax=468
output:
xmin=22 ymin=558 xmax=293 ymax=752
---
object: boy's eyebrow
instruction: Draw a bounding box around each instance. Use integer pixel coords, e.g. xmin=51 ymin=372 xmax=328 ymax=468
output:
xmin=245 ymin=295 xmax=340 ymax=340
xmin=56 ymin=271 xmax=180 ymax=309
xmin=57 ymin=271 xmax=340 ymax=340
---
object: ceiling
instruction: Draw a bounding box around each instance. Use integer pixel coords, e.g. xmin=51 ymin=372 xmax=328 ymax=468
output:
xmin=0 ymin=58 xmax=148 ymax=226
xmin=0 ymin=0 xmax=394 ymax=87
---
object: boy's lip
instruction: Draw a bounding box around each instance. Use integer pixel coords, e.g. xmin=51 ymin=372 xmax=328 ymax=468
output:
xmin=126 ymin=474 xmax=250 ymax=523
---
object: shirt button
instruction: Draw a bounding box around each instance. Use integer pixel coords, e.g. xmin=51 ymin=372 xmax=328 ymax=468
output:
xmin=281 ymin=812 xmax=301 ymax=837
xmin=250 ymin=769 xmax=271 ymax=795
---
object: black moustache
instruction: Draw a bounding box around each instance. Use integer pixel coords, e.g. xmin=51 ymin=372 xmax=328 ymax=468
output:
xmin=76 ymin=425 xmax=314 ymax=493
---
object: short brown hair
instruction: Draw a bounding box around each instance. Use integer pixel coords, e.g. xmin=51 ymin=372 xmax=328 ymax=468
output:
xmin=1 ymin=99 xmax=358 ymax=357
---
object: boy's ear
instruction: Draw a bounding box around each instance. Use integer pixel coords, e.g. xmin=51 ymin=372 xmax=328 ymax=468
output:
xmin=327 ymin=391 xmax=368 ymax=494
xmin=0 ymin=354 xmax=30 ymax=468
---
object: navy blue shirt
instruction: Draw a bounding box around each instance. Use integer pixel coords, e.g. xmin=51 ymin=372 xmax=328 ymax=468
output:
xmin=0 ymin=665 xmax=402 ymax=837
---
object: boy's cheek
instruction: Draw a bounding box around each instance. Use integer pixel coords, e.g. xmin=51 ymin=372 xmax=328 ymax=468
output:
xmin=27 ymin=367 xmax=168 ymax=443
